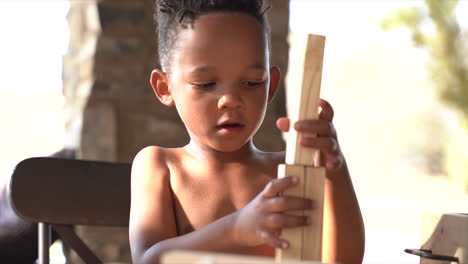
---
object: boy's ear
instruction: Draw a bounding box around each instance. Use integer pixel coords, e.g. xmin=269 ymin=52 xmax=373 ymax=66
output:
xmin=150 ymin=69 xmax=174 ymax=107
xmin=268 ymin=66 xmax=282 ymax=103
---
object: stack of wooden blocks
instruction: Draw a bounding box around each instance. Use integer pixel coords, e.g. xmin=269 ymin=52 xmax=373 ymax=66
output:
xmin=162 ymin=34 xmax=327 ymax=264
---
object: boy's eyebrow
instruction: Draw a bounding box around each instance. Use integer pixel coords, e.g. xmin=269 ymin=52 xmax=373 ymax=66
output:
xmin=190 ymin=65 xmax=215 ymax=73
xmin=189 ymin=63 xmax=267 ymax=73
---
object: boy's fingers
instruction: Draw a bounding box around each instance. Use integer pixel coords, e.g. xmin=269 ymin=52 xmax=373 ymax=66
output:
xmin=262 ymin=177 xmax=299 ymax=198
xmin=299 ymin=137 xmax=339 ymax=155
xmin=325 ymin=156 xmax=344 ymax=170
xmin=266 ymin=196 xmax=315 ymax=212
xmin=259 ymin=230 xmax=288 ymax=249
xmin=276 ymin=117 xmax=290 ymax=132
xmin=263 ymin=213 xmax=310 ymax=229
xmin=318 ymin=98 xmax=334 ymax=121
xmin=294 ymin=119 xmax=335 ymax=137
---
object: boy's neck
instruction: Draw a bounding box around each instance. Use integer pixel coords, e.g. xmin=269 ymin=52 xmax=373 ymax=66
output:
xmin=183 ymin=140 xmax=261 ymax=163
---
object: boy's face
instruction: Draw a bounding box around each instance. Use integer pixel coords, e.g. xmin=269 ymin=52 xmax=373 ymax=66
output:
xmin=155 ymin=12 xmax=280 ymax=152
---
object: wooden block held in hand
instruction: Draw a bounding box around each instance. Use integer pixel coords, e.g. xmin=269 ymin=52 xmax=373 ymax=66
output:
xmin=275 ymin=164 xmax=307 ymax=261
xmin=285 ymin=34 xmax=326 ymax=166
xmin=275 ymin=165 xmax=325 ymax=262
xmin=302 ymin=167 xmax=325 ymax=261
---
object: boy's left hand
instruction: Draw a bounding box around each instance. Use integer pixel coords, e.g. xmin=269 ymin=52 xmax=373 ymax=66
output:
xmin=276 ymin=98 xmax=345 ymax=174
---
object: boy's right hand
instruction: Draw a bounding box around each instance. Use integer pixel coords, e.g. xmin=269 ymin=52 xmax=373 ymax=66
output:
xmin=232 ymin=176 xmax=315 ymax=249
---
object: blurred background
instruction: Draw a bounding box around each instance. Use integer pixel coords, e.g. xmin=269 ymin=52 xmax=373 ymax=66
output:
xmin=0 ymin=0 xmax=467 ymax=263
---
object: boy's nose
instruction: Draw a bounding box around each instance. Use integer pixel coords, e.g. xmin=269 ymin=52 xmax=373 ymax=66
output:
xmin=217 ymin=93 xmax=242 ymax=110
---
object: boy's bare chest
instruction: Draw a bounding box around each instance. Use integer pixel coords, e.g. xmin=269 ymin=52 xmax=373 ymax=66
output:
xmin=170 ymin=167 xmax=274 ymax=235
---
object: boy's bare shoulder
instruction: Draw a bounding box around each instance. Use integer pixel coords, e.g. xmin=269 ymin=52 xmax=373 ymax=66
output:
xmin=131 ymin=146 xmax=181 ymax=181
xmin=130 ymin=146 xmax=181 ymax=257
xmin=133 ymin=145 xmax=166 ymax=168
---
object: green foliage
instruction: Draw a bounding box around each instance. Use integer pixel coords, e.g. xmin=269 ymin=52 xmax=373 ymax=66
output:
xmin=381 ymin=0 xmax=468 ymax=119
xmin=381 ymin=7 xmax=428 ymax=46
xmin=382 ymin=0 xmax=468 ymax=191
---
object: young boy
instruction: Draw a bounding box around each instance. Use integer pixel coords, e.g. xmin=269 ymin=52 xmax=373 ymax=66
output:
xmin=129 ymin=1 xmax=365 ymax=264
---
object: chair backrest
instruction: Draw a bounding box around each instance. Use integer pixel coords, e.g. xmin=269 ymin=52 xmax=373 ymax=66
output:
xmin=8 ymin=157 xmax=131 ymax=264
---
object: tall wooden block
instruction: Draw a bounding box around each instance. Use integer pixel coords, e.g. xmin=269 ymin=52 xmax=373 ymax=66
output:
xmin=285 ymin=34 xmax=326 ymax=166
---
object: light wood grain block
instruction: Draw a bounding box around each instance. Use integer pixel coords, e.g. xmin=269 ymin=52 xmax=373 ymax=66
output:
xmin=275 ymin=165 xmax=325 ymax=262
xmin=285 ymin=34 xmax=326 ymax=166
xmin=275 ymin=164 xmax=306 ymax=261
xmin=161 ymin=250 xmax=323 ymax=264
xmin=302 ymin=167 xmax=325 ymax=261
xmin=420 ymin=213 xmax=468 ymax=264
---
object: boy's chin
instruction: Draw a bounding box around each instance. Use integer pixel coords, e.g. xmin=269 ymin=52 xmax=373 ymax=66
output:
xmin=211 ymin=145 xmax=245 ymax=153
xmin=209 ymin=140 xmax=251 ymax=153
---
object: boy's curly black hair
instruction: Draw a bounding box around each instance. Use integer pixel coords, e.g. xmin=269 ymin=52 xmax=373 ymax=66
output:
xmin=155 ymin=0 xmax=270 ymax=70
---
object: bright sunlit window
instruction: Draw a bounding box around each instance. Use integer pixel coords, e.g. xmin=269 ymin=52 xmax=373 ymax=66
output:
xmin=0 ymin=1 xmax=69 ymax=185
xmin=0 ymin=2 xmax=70 ymax=263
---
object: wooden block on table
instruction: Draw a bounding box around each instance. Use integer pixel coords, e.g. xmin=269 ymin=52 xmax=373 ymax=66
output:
xmin=420 ymin=213 xmax=468 ymax=264
xmin=285 ymin=34 xmax=326 ymax=166
xmin=161 ymin=250 xmax=323 ymax=264
xmin=275 ymin=165 xmax=326 ymax=262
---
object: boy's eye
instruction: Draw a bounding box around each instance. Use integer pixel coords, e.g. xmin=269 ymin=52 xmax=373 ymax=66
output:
xmin=192 ymin=82 xmax=216 ymax=89
xmin=245 ymin=81 xmax=265 ymax=87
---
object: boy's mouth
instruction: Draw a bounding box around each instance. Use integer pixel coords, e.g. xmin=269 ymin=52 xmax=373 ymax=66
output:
xmin=216 ymin=123 xmax=244 ymax=129
xmin=216 ymin=122 xmax=245 ymax=132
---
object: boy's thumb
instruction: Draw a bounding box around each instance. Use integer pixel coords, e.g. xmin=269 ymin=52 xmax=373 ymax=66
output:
xmin=276 ymin=117 xmax=290 ymax=132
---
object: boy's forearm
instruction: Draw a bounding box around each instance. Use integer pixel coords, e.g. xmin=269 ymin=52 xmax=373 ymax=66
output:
xmin=140 ymin=213 xmax=241 ymax=264
xmin=323 ymin=162 xmax=365 ymax=264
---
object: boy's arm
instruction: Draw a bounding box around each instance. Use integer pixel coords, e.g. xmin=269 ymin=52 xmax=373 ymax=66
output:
xmin=323 ymin=162 xmax=365 ymax=264
xmin=313 ymin=100 xmax=365 ymax=264
xmin=129 ymin=146 xmax=176 ymax=263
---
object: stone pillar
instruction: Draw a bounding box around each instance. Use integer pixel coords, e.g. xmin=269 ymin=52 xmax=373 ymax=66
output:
xmin=63 ymin=0 xmax=289 ymax=263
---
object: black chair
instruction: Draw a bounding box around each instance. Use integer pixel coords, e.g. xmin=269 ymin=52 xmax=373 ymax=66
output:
xmin=9 ymin=157 xmax=131 ymax=264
